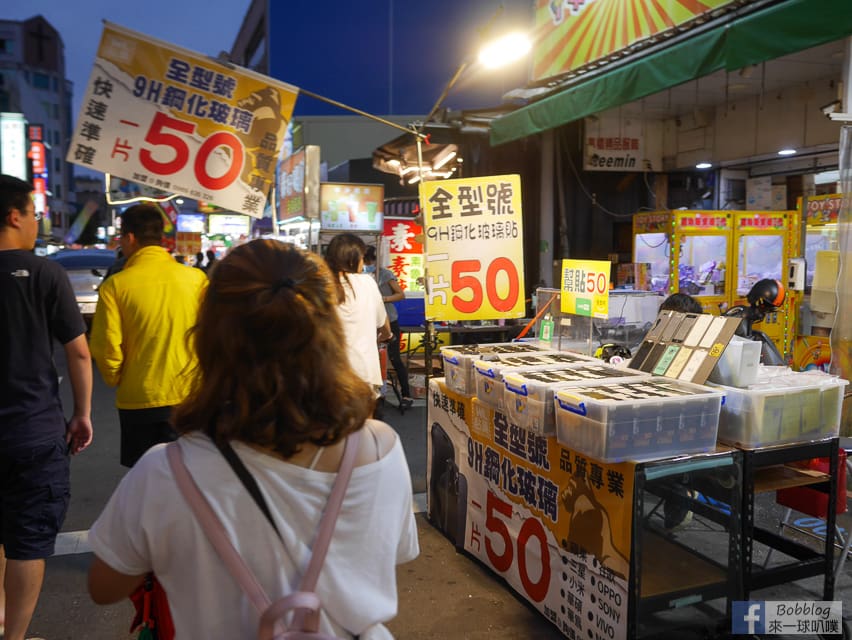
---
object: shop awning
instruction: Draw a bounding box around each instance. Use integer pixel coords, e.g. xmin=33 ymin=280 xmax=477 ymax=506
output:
xmin=490 ymin=0 xmax=852 ymax=146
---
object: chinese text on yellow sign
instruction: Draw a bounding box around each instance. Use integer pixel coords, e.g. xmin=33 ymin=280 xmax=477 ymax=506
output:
xmin=420 ymin=174 xmax=525 ymax=321
xmin=67 ymin=22 xmax=298 ymax=217
xmin=560 ymin=259 xmax=610 ymax=318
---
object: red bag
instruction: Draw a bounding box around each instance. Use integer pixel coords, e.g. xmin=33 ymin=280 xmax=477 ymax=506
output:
xmin=129 ymin=573 xmax=175 ymax=640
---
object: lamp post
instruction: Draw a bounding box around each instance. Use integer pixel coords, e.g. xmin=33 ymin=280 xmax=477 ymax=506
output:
xmin=414 ymin=13 xmax=532 ymax=383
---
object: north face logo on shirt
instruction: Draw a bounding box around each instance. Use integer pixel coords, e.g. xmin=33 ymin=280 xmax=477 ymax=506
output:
xmin=10 ymin=269 xmax=30 ymax=277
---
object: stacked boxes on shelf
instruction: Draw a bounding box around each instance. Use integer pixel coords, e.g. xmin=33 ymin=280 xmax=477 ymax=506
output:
xmin=502 ymin=364 xmax=649 ymax=436
xmin=440 ymin=342 xmax=550 ymax=395
xmin=710 ymin=369 xmax=848 ymax=449
xmin=473 ymin=351 xmax=599 ymax=408
xmin=554 ymin=378 xmax=724 ymax=462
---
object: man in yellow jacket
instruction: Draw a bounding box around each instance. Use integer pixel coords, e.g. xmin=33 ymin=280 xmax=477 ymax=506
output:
xmin=90 ymin=204 xmax=207 ymax=467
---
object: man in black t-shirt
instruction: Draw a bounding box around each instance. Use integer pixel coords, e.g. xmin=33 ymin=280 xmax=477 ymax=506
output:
xmin=0 ymin=174 xmax=93 ymax=640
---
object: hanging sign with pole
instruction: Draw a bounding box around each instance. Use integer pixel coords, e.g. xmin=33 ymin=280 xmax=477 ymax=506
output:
xmin=67 ymin=21 xmax=298 ymax=218
xmin=420 ymin=174 xmax=526 ymax=321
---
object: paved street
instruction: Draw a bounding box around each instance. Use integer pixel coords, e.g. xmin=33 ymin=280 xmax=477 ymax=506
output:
xmin=14 ymin=349 xmax=852 ymax=639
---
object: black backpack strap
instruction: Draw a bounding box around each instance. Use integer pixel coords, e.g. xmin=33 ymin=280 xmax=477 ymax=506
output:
xmin=215 ymin=439 xmax=283 ymax=542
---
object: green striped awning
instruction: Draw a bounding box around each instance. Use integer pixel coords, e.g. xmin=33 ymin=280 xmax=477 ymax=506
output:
xmin=490 ymin=0 xmax=852 ymax=146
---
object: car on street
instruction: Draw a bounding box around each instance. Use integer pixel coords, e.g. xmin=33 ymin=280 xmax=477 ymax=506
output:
xmin=48 ymin=248 xmax=117 ymax=323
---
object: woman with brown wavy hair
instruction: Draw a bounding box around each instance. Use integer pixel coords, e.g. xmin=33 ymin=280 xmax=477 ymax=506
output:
xmin=86 ymin=239 xmax=419 ymax=639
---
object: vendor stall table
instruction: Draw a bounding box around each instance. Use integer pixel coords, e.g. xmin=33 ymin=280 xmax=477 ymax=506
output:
xmin=427 ymin=377 xmax=843 ymax=639
xmin=739 ymin=438 xmax=839 ymax=600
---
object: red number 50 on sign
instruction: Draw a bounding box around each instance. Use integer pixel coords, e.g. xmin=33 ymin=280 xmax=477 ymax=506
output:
xmin=140 ymin=112 xmax=245 ymax=190
xmin=485 ymin=491 xmax=551 ymax=603
xmin=451 ymin=258 xmax=520 ymax=314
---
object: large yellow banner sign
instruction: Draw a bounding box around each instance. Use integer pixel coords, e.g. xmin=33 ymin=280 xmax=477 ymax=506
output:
xmin=420 ymin=174 xmax=526 ymax=321
xmin=533 ymin=0 xmax=737 ymax=81
xmin=67 ymin=22 xmax=298 ymax=217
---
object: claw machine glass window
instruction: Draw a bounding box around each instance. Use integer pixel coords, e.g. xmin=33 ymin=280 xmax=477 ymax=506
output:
xmin=677 ymin=234 xmax=728 ymax=297
xmin=736 ymin=234 xmax=784 ymax=296
xmin=801 ymin=194 xmax=842 ymax=289
xmin=632 ymin=212 xmax=672 ymax=294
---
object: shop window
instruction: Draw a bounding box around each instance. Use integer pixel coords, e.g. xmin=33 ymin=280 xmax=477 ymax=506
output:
xmin=55 ymin=184 xmax=62 ymax=198
xmin=54 ymin=157 xmax=61 ymax=173
xmin=0 ymin=38 xmax=11 ymax=55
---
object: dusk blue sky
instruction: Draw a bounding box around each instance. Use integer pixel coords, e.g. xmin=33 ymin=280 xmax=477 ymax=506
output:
xmin=4 ymin=0 xmax=251 ymax=122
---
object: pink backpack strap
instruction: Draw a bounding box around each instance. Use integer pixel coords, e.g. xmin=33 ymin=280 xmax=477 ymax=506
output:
xmin=166 ymin=442 xmax=272 ymax=614
xmin=291 ymin=429 xmax=361 ymax=632
xmin=167 ymin=430 xmax=362 ymax=636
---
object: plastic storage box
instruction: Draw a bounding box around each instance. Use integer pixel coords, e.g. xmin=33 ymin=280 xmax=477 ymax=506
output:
xmin=440 ymin=342 xmax=550 ymax=396
xmin=711 ymin=371 xmax=849 ymax=449
xmin=473 ymin=351 xmax=598 ymax=408
xmin=707 ymin=335 xmax=761 ymax=387
xmin=554 ymin=378 xmax=724 ymax=462
xmin=502 ymin=364 xmax=649 ymax=436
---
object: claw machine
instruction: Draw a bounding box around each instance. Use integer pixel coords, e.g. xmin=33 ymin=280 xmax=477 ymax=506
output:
xmin=794 ymin=193 xmax=842 ymax=371
xmin=633 ymin=210 xmax=733 ymax=313
xmin=732 ymin=210 xmax=800 ymax=359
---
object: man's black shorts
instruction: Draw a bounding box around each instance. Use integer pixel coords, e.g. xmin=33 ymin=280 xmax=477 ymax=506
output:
xmin=118 ymin=406 xmax=177 ymax=467
xmin=0 ymin=436 xmax=71 ymax=560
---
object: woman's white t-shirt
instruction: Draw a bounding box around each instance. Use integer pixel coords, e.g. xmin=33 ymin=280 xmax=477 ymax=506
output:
xmin=337 ymin=272 xmax=387 ymax=387
xmin=89 ymin=431 xmax=419 ymax=639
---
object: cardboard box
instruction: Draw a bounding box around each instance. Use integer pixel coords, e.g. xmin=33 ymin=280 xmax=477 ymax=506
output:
xmin=746 ymin=176 xmax=772 ymax=210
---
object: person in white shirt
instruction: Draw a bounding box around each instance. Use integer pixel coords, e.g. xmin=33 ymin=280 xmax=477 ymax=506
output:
xmin=324 ymin=234 xmax=392 ymax=398
xmin=87 ymin=239 xmax=419 ymax=639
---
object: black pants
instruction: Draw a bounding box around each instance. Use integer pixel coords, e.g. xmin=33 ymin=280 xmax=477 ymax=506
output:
xmin=118 ymin=406 xmax=178 ymax=467
xmin=387 ymin=320 xmax=411 ymax=397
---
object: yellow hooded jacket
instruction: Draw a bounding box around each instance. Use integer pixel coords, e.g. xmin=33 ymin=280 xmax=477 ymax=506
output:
xmin=90 ymin=245 xmax=208 ymax=409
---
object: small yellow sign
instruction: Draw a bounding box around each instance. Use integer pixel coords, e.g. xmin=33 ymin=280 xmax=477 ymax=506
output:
xmin=560 ymin=258 xmax=611 ymax=318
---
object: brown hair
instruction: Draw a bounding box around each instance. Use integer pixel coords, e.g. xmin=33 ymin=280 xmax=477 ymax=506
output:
xmin=172 ymin=239 xmax=374 ymax=457
xmin=324 ymin=233 xmax=366 ymax=304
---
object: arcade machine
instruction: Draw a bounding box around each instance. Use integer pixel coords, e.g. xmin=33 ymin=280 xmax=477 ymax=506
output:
xmin=633 ymin=210 xmax=734 ymax=314
xmin=794 ymin=193 xmax=842 ymax=371
xmin=730 ymin=210 xmax=800 ymax=360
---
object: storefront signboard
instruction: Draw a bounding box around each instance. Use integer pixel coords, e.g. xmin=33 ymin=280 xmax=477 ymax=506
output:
xmin=420 ymin=174 xmax=526 ymax=321
xmin=67 ymin=22 xmax=298 ymax=217
xmin=383 ymin=217 xmax=424 ymax=293
xmin=533 ymin=0 xmax=738 ymax=82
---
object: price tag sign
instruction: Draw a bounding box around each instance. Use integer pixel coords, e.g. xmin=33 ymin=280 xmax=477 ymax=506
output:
xmin=420 ymin=174 xmax=526 ymax=321
xmin=67 ymin=22 xmax=298 ymax=217
xmin=560 ymin=258 xmax=611 ymax=318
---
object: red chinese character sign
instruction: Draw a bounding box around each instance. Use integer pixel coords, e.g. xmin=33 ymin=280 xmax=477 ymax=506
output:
xmin=383 ymin=217 xmax=424 ymax=292
xmin=67 ymin=22 xmax=298 ymax=217
xmin=420 ymin=174 xmax=525 ymax=321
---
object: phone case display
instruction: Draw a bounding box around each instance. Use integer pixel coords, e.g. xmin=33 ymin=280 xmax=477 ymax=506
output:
xmin=629 ymin=310 xmax=742 ymax=384
xmin=440 ymin=342 xmax=549 ymax=395
xmin=710 ymin=370 xmax=848 ymax=449
xmin=554 ymin=378 xmax=724 ymax=462
xmin=473 ymin=351 xmax=599 ymax=408
xmin=502 ymin=364 xmax=648 ymax=436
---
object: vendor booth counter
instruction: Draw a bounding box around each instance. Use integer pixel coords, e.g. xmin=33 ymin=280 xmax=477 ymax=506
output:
xmin=427 ymin=378 xmax=841 ymax=639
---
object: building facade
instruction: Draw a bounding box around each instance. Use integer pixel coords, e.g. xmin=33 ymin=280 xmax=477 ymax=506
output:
xmin=0 ymin=15 xmax=74 ymax=237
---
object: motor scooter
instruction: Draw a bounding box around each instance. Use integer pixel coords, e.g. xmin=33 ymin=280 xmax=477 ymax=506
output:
xmin=722 ymin=278 xmax=787 ymax=366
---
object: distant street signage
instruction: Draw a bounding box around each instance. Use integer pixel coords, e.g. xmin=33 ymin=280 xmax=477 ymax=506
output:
xmin=279 ymin=145 xmax=320 ymax=221
xmin=67 ymin=22 xmax=299 ymax=218
xmin=420 ymin=174 xmax=526 ymax=321
xmin=1 ymin=112 xmax=27 ymax=181
xmin=319 ymin=183 xmax=384 ymax=231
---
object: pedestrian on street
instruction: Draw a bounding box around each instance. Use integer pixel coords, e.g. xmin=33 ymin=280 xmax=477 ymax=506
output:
xmin=87 ymin=240 xmax=419 ymax=638
xmin=0 ymin=174 xmax=93 ymax=640
xmin=362 ymin=245 xmax=413 ymax=409
xmin=90 ymin=203 xmax=207 ymax=467
xmin=324 ymin=234 xmax=391 ymax=414
xmin=204 ymin=248 xmax=217 ymax=274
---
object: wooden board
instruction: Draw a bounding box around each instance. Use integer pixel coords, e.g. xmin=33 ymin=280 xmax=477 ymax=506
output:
xmin=640 ymin=531 xmax=727 ymax=598
xmin=753 ymin=465 xmax=830 ymax=494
